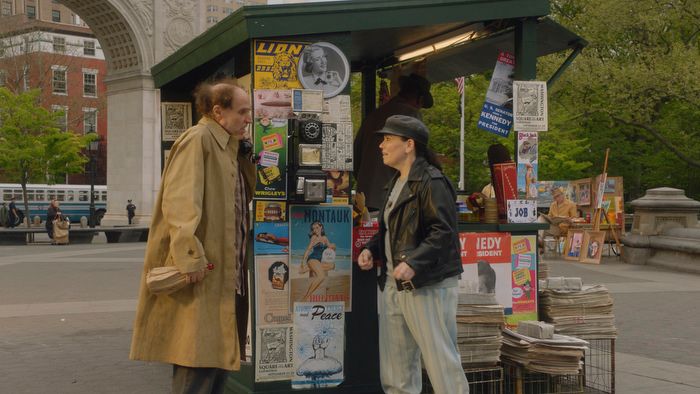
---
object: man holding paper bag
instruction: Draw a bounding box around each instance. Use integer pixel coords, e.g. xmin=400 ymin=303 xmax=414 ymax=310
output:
xmin=130 ymin=79 xmax=254 ymax=393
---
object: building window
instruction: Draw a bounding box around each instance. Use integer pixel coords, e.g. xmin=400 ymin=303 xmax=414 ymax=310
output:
xmin=26 ymin=5 xmax=36 ymax=19
xmin=207 ymin=5 xmax=218 ymax=12
xmin=207 ymin=16 xmax=218 ymax=23
xmin=224 ymin=7 xmax=234 ymax=15
xmin=52 ymin=66 xmax=67 ymax=95
xmin=52 ymin=105 xmax=68 ymax=131
xmin=83 ymin=71 xmax=96 ymax=97
xmin=23 ymin=36 xmax=31 ymax=53
xmin=83 ymin=40 xmax=95 ymax=56
xmin=52 ymin=10 xmax=61 ymax=22
xmin=1 ymin=1 xmax=12 ymax=17
xmin=53 ymin=37 xmax=66 ymax=53
xmin=83 ymin=108 xmax=97 ymax=134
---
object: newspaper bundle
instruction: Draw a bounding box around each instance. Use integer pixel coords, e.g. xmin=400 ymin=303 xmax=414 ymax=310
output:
xmin=456 ymin=293 xmax=504 ymax=366
xmin=501 ymin=329 xmax=587 ymax=375
xmin=539 ymin=284 xmax=617 ymax=339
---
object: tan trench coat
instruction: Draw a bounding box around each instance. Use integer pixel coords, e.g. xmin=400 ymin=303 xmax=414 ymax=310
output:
xmin=130 ymin=117 xmax=254 ymax=371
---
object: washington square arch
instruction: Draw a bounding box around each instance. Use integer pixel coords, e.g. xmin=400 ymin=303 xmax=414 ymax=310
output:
xmin=58 ymin=0 xmax=210 ymax=225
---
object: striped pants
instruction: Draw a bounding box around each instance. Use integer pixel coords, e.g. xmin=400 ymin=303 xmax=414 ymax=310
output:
xmin=379 ymin=282 xmax=469 ymax=394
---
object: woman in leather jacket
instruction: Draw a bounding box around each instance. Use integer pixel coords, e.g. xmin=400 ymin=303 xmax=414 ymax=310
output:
xmin=358 ymin=115 xmax=468 ymax=394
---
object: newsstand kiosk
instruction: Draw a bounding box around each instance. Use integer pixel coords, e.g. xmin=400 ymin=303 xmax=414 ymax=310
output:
xmin=150 ymin=1 xmax=585 ymax=392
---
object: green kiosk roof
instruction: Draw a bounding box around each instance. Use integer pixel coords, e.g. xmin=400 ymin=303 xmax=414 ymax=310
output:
xmin=152 ymin=0 xmax=585 ymax=88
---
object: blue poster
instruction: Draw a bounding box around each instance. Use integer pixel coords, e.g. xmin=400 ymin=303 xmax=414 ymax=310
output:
xmin=478 ymin=102 xmax=514 ymax=137
xmin=477 ymin=51 xmax=515 ymax=137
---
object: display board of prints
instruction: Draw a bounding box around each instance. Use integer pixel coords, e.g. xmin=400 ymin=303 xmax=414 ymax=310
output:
xmin=253 ymin=117 xmax=288 ymax=199
xmin=161 ymin=102 xmax=192 ymax=142
xmin=289 ymin=205 xmax=352 ymax=311
xmin=255 ymin=324 xmax=294 ymax=382
xmin=513 ymin=81 xmax=548 ymax=132
xmin=253 ymin=40 xmax=307 ymax=89
xmin=477 ymin=51 xmax=515 ymax=137
xmin=517 ymin=131 xmax=538 ymax=200
xmin=292 ymin=302 xmax=345 ymax=389
xmin=459 ymin=232 xmax=513 ymax=313
xmin=507 ymin=235 xmax=538 ymax=328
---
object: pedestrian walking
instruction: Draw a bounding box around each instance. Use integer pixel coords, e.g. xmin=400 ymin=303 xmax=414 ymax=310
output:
xmin=130 ymin=79 xmax=255 ymax=394
xmin=126 ymin=200 xmax=136 ymax=225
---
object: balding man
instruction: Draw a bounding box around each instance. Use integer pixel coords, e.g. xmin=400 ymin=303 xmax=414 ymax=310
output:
xmin=130 ymin=79 xmax=254 ymax=393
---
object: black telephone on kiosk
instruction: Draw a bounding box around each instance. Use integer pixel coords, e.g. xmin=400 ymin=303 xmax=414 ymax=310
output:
xmin=288 ymin=115 xmax=326 ymax=203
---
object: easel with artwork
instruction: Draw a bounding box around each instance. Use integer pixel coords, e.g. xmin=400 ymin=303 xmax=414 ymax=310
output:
xmin=582 ymin=149 xmax=621 ymax=263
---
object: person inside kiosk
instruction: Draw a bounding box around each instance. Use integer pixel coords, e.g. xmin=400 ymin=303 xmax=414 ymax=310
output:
xmin=357 ymin=115 xmax=469 ymax=394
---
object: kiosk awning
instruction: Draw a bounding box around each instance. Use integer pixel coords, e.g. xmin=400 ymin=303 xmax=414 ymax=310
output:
xmin=151 ymin=0 xmax=584 ymax=88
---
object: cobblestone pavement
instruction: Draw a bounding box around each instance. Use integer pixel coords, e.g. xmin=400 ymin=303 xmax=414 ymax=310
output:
xmin=2 ymin=236 xmax=700 ymax=393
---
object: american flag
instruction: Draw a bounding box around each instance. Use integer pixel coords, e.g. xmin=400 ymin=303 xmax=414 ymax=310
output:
xmin=455 ymin=76 xmax=465 ymax=95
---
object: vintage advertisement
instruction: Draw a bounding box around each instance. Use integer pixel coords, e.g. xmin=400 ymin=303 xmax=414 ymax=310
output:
xmin=321 ymin=122 xmax=353 ymax=171
xmin=255 ymin=255 xmax=292 ymax=326
xmin=254 ymin=118 xmax=287 ymax=199
xmin=254 ymin=89 xmax=294 ymax=120
xmin=517 ymin=162 xmax=538 ymax=199
xmin=253 ymin=39 xmax=307 ymax=89
xmin=293 ymin=89 xmax=324 ymax=113
xmin=513 ymin=81 xmax=548 ymax=132
xmin=326 ymin=170 xmax=350 ymax=204
xmin=477 ymin=51 xmax=515 ymax=137
xmin=292 ymin=302 xmax=345 ymax=389
xmin=321 ymin=95 xmax=352 ymax=123
xmin=506 ymin=235 xmax=538 ymax=329
xmin=517 ymin=131 xmax=538 ymax=164
xmin=507 ymin=199 xmax=537 ymax=223
xmin=161 ymin=102 xmax=192 ymax=142
xmin=459 ymin=232 xmax=513 ymax=313
xmin=297 ymin=41 xmax=351 ymax=98
xmin=254 ymin=201 xmax=289 ymax=255
xmin=289 ymin=205 xmax=352 ymax=311
xmin=255 ymin=325 xmax=294 ymax=382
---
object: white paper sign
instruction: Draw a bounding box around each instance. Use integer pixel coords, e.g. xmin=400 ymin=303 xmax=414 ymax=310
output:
xmin=513 ymin=81 xmax=548 ymax=132
xmin=507 ymin=200 xmax=537 ymax=223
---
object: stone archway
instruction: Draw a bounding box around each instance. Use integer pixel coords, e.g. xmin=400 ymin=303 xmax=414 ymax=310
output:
xmin=59 ymin=0 xmax=206 ymax=225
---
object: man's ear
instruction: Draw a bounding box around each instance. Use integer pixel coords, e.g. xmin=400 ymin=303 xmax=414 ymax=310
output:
xmin=212 ymin=104 xmax=223 ymax=121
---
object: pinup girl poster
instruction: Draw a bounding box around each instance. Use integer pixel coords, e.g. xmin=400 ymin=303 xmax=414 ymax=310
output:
xmin=289 ymin=205 xmax=352 ymax=311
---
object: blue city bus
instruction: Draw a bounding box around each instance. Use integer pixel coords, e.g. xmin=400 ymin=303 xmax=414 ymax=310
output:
xmin=0 ymin=183 xmax=107 ymax=224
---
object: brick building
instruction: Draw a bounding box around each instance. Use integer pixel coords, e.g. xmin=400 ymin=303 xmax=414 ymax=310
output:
xmin=0 ymin=1 xmax=106 ymax=185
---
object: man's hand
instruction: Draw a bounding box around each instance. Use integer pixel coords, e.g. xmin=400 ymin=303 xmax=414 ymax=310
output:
xmin=392 ymin=262 xmax=415 ymax=281
xmin=184 ymin=263 xmax=214 ymax=284
xmin=357 ymin=249 xmax=374 ymax=270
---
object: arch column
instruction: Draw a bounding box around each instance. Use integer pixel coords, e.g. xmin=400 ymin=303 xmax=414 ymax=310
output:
xmin=101 ymin=71 xmax=160 ymax=226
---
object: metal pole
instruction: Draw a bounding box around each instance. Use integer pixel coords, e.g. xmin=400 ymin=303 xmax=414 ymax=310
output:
xmin=89 ymin=152 xmax=95 ymax=228
xmin=459 ymin=85 xmax=465 ymax=191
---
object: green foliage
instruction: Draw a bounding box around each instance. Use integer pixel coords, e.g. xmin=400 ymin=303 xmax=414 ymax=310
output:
xmin=0 ymin=88 xmax=92 ymax=224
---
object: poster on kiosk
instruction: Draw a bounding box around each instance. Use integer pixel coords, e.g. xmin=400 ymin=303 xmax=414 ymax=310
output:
xmin=252 ymin=37 xmax=353 ymax=385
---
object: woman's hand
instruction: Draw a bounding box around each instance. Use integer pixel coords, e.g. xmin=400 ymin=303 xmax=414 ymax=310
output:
xmin=392 ymin=262 xmax=415 ymax=281
xmin=357 ymin=249 xmax=374 ymax=270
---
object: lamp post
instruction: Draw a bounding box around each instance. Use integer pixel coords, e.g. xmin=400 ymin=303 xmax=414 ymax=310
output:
xmin=88 ymin=135 xmax=100 ymax=228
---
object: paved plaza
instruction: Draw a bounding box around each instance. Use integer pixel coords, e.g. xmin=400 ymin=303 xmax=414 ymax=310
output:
xmin=1 ymin=237 xmax=700 ymax=393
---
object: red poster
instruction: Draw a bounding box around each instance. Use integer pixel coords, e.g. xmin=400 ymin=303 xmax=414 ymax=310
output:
xmin=352 ymin=223 xmax=379 ymax=262
xmin=459 ymin=232 xmax=512 ymax=264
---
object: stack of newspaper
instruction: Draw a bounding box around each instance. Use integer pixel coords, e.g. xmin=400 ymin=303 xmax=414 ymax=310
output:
xmin=538 ymin=261 xmax=549 ymax=281
xmin=539 ymin=284 xmax=617 ymax=339
xmin=456 ymin=293 xmax=504 ymax=366
xmin=501 ymin=329 xmax=588 ymax=375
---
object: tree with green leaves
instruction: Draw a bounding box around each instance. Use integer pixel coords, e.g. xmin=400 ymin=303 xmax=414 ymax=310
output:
xmin=543 ymin=0 xmax=700 ymax=200
xmin=0 ymin=87 xmax=94 ymax=227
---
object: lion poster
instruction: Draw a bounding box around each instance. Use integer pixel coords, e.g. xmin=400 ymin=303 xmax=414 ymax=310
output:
xmin=254 ymin=39 xmax=308 ymax=89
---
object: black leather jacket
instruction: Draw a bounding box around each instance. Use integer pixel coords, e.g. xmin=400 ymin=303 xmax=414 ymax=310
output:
xmin=364 ymin=157 xmax=463 ymax=290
